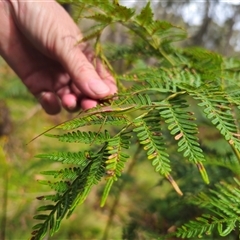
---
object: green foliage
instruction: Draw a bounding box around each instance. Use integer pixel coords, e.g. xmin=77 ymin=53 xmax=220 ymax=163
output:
xmin=32 ymin=148 xmax=106 ymax=239
xmin=31 ymin=1 xmax=240 ymax=239
xmin=176 ymin=178 xmax=240 ymax=238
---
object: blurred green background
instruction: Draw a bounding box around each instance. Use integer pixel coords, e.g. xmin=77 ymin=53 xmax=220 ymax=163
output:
xmin=1 ymin=1 xmax=240 ymax=239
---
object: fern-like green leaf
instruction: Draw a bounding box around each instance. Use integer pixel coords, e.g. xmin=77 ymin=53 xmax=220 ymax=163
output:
xmin=158 ymin=98 xmax=209 ymax=184
xmin=132 ymin=2 xmax=186 ymax=49
xmin=46 ymin=129 xmax=111 ymax=144
xmin=188 ymin=86 xmax=240 ymax=152
xmin=131 ymin=111 xmax=184 ymax=194
xmin=133 ymin=112 xmax=171 ymax=176
xmin=31 ymin=148 xmax=106 ymax=239
xmin=183 ymin=47 xmax=223 ymax=79
xmin=101 ymin=134 xmax=131 ymax=206
xmin=176 ymin=179 xmax=240 ymax=238
xmin=30 ymin=1 xmax=240 ymax=239
xmin=36 ymin=150 xmax=91 ymax=166
xmin=41 ymin=167 xmax=82 ymax=180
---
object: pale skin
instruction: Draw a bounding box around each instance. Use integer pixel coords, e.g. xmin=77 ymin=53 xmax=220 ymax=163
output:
xmin=0 ymin=0 xmax=117 ymax=114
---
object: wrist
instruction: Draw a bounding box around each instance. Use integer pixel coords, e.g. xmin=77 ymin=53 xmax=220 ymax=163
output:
xmin=0 ymin=1 xmax=28 ymax=79
xmin=0 ymin=2 xmax=11 ymax=57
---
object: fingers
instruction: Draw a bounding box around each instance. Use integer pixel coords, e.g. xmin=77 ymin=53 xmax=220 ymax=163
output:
xmin=93 ymin=57 xmax=118 ymax=95
xmin=61 ymin=49 xmax=112 ymax=99
xmin=61 ymin=94 xmax=78 ymax=111
xmin=38 ymin=92 xmax=61 ymax=115
xmin=81 ymin=98 xmax=98 ymax=110
xmin=45 ymin=4 xmax=116 ymax=100
xmin=3 ymin=0 xmax=118 ymax=114
xmin=66 ymin=55 xmax=118 ymax=110
xmin=57 ymin=51 xmax=118 ymax=111
xmin=14 ymin=0 xmax=114 ymax=100
xmin=59 ymin=43 xmax=117 ymax=107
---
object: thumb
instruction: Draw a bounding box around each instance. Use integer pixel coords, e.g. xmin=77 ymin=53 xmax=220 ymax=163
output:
xmin=48 ymin=4 xmax=112 ymax=99
xmin=60 ymin=44 xmax=111 ymax=99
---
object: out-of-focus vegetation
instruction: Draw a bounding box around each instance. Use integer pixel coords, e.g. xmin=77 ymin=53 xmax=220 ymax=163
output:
xmin=0 ymin=58 xmax=175 ymax=239
xmin=1 ymin=1 xmax=240 ymax=239
xmin=131 ymin=0 xmax=240 ymax=56
xmin=0 ymin=60 xmax=177 ymax=240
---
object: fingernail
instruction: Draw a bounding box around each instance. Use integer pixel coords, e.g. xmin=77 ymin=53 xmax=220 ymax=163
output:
xmin=66 ymin=100 xmax=77 ymax=111
xmin=88 ymin=80 xmax=110 ymax=95
xmin=62 ymin=94 xmax=77 ymax=111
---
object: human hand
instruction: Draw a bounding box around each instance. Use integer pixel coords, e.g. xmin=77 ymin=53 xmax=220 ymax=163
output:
xmin=0 ymin=0 xmax=117 ymax=114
